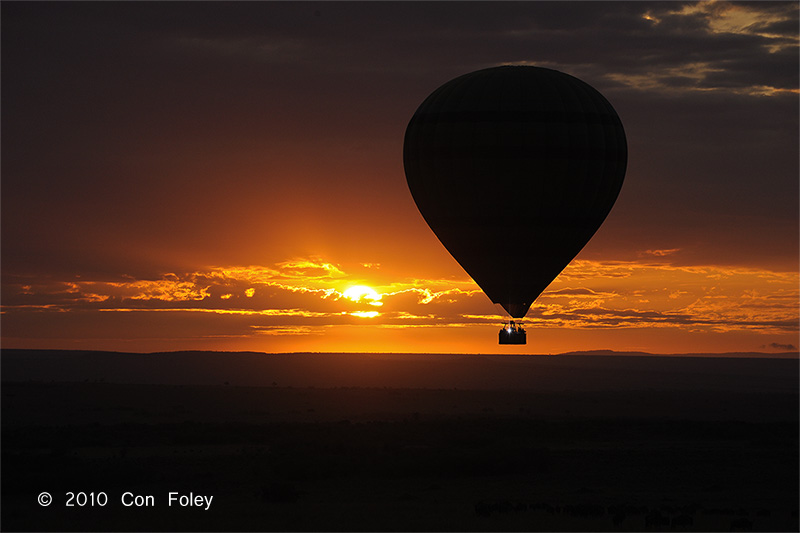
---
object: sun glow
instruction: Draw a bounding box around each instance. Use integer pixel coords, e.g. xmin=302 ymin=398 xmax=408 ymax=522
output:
xmin=342 ymin=285 xmax=383 ymax=307
xmin=350 ymin=310 xmax=380 ymax=318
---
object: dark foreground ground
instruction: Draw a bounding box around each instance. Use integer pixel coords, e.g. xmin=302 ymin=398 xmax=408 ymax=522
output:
xmin=2 ymin=350 xmax=798 ymax=532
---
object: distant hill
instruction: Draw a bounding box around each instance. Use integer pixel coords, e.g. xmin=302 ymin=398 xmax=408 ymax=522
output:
xmin=560 ymin=349 xmax=653 ymax=356
xmin=1 ymin=348 xmax=797 ymax=392
xmin=559 ymin=349 xmax=799 ymax=358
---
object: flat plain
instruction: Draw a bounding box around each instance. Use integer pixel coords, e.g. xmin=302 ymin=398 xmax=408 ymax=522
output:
xmin=2 ymin=350 xmax=797 ymax=531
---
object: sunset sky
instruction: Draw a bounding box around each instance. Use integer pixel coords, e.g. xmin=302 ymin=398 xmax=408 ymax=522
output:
xmin=2 ymin=1 xmax=798 ymax=355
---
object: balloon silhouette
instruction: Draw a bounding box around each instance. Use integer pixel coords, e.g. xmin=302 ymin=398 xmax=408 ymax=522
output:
xmin=403 ymin=66 xmax=627 ymax=318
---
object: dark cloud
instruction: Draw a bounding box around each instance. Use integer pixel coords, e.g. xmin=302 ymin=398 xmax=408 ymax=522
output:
xmin=544 ymin=288 xmax=604 ymax=297
xmin=2 ymin=0 xmax=797 ymax=282
xmin=762 ymin=342 xmax=798 ymax=351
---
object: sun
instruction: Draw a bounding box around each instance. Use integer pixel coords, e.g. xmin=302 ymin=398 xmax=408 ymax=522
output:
xmin=350 ymin=311 xmax=380 ymax=318
xmin=342 ymin=285 xmax=383 ymax=307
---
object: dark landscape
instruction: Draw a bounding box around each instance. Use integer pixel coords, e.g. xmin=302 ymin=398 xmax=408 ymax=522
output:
xmin=1 ymin=349 xmax=798 ymax=532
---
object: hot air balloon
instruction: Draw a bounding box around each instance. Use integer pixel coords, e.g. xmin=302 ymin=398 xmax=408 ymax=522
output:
xmin=403 ymin=65 xmax=627 ymax=344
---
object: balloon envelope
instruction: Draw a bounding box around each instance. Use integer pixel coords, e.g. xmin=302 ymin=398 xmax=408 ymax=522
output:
xmin=403 ymin=66 xmax=627 ymax=318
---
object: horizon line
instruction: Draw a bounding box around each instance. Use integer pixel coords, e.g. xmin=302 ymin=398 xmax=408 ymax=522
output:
xmin=2 ymin=347 xmax=798 ymax=359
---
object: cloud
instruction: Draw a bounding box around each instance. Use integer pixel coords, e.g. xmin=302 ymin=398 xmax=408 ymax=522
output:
xmin=273 ymin=259 xmax=346 ymax=279
xmin=3 ymin=257 xmax=797 ymax=340
xmin=762 ymin=342 xmax=798 ymax=351
xmin=640 ymin=249 xmax=681 ymax=258
xmin=542 ymin=287 xmax=614 ymax=298
xmin=493 ymin=2 xmax=798 ymax=96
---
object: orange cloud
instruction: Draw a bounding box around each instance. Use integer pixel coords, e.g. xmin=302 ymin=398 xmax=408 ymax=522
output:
xmin=2 ymin=256 xmax=797 ymax=353
xmin=640 ymin=249 xmax=681 ymax=257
